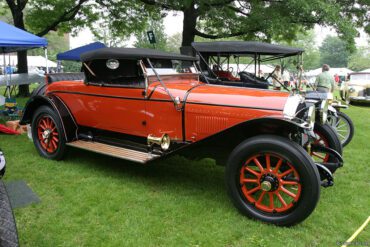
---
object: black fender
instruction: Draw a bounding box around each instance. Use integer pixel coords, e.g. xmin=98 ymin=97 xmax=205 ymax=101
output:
xmin=169 ymin=117 xmax=307 ymax=165
xmin=20 ymin=95 xmax=78 ymax=142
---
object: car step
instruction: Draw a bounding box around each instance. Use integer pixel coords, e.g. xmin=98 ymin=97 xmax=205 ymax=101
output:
xmin=67 ymin=140 xmax=159 ymax=164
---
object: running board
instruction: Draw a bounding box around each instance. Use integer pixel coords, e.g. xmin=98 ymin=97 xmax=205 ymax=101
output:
xmin=67 ymin=140 xmax=159 ymax=164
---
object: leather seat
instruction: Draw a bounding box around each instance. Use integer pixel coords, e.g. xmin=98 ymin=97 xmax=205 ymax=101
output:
xmin=47 ymin=73 xmax=85 ymax=84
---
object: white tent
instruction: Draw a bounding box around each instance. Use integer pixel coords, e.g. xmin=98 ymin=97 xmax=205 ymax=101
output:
xmin=0 ymin=55 xmax=57 ymax=69
xmin=361 ymin=68 xmax=370 ymax=73
xmin=305 ymin=67 xmax=353 ymax=77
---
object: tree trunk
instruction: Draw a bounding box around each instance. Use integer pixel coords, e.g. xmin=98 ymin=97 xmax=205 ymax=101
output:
xmin=180 ymin=3 xmax=198 ymax=56
xmin=17 ymin=51 xmax=29 ymax=96
xmin=13 ymin=9 xmax=30 ymax=97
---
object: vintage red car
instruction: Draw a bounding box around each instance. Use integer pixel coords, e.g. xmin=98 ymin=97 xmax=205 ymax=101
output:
xmin=21 ymin=48 xmax=340 ymax=226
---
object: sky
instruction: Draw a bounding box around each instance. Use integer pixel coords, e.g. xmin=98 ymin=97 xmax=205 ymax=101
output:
xmin=70 ymin=12 xmax=369 ymax=49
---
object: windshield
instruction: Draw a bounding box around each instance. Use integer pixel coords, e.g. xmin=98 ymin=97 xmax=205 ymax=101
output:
xmin=350 ymin=74 xmax=370 ymax=84
xmin=145 ymin=59 xmax=198 ymax=76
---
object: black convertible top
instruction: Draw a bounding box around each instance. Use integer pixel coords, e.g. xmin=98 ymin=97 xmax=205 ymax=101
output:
xmin=192 ymin=41 xmax=304 ymax=56
xmin=81 ymin=47 xmax=197 ymax=62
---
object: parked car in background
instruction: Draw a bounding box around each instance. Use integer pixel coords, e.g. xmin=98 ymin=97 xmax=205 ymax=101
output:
xmin=341 ymin=72 xmax=370 ymax=104
xmin=21 ymin=48 xmax=344 ymax=226
xmin=0 ymin=150 xmax=19 ymax=247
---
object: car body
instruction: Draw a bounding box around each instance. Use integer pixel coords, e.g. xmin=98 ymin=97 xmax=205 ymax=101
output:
xmin=0 ymin=150 xmax=5 ymax=178
xmin=341 ymin=72 xmax=370 ymax=104
xmin=21 ymin=47 xmax=341 ymax=226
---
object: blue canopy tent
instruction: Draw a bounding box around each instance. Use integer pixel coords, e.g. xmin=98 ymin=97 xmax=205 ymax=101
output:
xmin=57 ymin=42 xmax=106 ymax=61
xmin=0 ymin=21 xmax=48 ymax=97
xmin=0 ymin=21 xmax=47 ymax=53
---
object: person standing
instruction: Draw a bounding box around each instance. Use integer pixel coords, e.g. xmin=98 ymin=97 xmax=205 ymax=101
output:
xmin=272 ymin=65 xmax=282 ymax=90
xmin=315 ymin=64 xmax=335 ymax=93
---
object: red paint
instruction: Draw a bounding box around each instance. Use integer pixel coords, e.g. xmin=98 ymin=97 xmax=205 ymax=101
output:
xmin=46 ymin=76 xmax=288 ymax=142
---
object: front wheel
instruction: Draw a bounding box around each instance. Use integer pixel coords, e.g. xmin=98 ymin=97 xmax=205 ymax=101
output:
xmin=226 ymin=135 xmax=320 ymax=226
xmin=329 ymin=112 xmax=354 ymax=147
xmin=310 ymin=123 xmax=342 ymax=164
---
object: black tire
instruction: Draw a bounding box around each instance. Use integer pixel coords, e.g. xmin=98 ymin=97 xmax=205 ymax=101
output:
xmin=333 ymin=112 xmax=354 ymax=147
xmin=31 ymin=105 xmax=67 ymax=160
xmin=312 ymin=123 xmax=342 ymax=164
xmin=0 ymin=180 xmax=19 ymax=247
xmin=225 ymin=135 xmax=321 ymax=226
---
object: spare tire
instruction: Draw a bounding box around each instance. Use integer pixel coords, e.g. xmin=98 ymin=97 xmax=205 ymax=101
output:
xmin=0 ymin=179 xmax=19 ymax=247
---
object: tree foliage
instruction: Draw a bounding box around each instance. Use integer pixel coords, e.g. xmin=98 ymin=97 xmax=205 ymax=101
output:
xmin=348 ymin=46 xmax=370 ymax=71
xmin=134 ymin=21 xmax=169 ymax=51
xmin=133 ymin=20 xmax=182 ymax=53
xmin=319 ymin=36 xmax=350 ymax=68
xmin=282 ymin=30 xmax=321 ymax=70
xmin=106 ymin=0 xmax=370 ymax=50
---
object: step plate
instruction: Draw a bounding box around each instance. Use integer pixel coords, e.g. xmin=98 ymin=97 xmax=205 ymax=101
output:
xmin=67 ymin=140 xmax=159 ymax=164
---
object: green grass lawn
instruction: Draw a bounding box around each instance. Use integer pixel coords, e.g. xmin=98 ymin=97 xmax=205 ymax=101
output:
xmin=0 ymin=95 xmax=369 ymax=246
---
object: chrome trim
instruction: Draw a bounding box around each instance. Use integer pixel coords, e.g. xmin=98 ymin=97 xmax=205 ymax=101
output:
xmin=320 ymin=100 xmax=329 ymax=124
xmin=283 ymin=94 xmax=304 ymax=120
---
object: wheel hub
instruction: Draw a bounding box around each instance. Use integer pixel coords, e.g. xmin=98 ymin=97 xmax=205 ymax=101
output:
xmin=42 ymin=129 xmax=51 ymax=142
xmin=260 ymin=174 xmax=279 ymax=192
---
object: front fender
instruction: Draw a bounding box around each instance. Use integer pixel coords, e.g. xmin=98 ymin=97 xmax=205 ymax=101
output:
xmin=20 ymin=95 xmax=77 ymax=142
xmin=172 ymin=117 xmax=308 ymax=164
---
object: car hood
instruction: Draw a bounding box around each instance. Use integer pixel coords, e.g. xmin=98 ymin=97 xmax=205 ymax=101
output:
xmin=149 ymin=82 xmax=289 ymax=111
xmin=347 ymin=82 xmax=370 ymax=88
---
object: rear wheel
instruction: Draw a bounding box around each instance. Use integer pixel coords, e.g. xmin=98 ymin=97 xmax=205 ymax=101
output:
xmin=226 ymin=135 xmax=320 ymax=226
xmin=31 ymin=106 xmax=67 ymax=160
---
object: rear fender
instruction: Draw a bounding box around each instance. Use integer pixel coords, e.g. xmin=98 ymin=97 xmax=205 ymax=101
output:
xmin=20 ymin=95 xmax=77 ymax=142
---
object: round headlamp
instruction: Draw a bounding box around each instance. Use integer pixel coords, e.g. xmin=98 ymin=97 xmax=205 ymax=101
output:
xmin=320 ymin=100 xmax=329 ymax=124
xmin=349 ymin=87 xmax=355 ymax=93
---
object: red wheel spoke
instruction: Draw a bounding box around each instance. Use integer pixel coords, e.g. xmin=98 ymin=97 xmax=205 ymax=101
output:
xmin=273 ymin=159 xmax=283 ymax=173
xmin=281 ymin=180 xmax=298 ymax=186
xmin=253 ymin=158 xmax=264 ymax=172
xmin=37 ymin=116 xmax=59 ymax=154
xmin=240 ymin=153 xmax=301 ymax=214
xmin=279 ymin=168 xmax=294 ymax=178
xmin=51 ymin=140 xmax=57 ymax=150
xmin=246 ymin=186 xmax=261 ymax=195
xmin=275 ymin=192 xmax=287 ymax=207
xmin=266 ymin=154 xmax=271 ymax=171
xmin=281 ymin=186 xmax=297 ymax=199
xmin=269 ymin=193 xmax=274 ymax=209
xmin=241 ymin=178 xmax=259 ymax=184
xmin=257 ymin=191 xmax=266 ymax=203
xmin=245 ymin=167 xmax=261 ymax=177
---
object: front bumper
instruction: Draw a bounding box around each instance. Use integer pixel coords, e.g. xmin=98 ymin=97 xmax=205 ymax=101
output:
xmin=0 ymin=151 xmax=5 ymax=177
xmin=349 ymin=96 xmax=370 ymax=103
